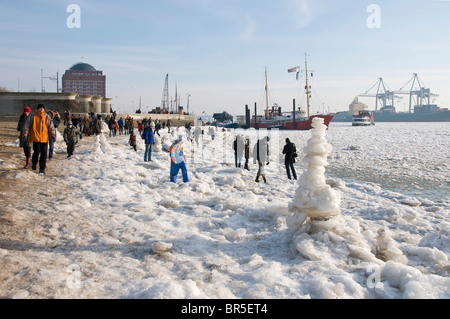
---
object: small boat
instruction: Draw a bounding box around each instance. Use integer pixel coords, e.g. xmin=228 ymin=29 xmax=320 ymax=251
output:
xmin=213 ymin=111 xmax=239 ymax=128
xmin=251 ymin=54 xmax=335 ymax=130
xmin=352 ymin=110 xmax=375 ymax=126
xmin=216 ymin=121 xmax=239 ymax=129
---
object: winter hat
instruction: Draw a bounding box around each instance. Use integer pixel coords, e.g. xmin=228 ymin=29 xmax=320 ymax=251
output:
xmin=67 ymin=121 xmax=73 ymax=126
xmin=37 ymin=104 xmax=45 ymax=110
xmin=150 ymin=122 xmax=155 ymax=127
xmin=177 ymin=135 xmax=183 ymax=142
xmin=23 ymin=106 xmax=31 ymax=113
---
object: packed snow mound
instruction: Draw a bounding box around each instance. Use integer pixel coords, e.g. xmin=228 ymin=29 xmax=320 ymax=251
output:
xmin=288 ymin=215 xmax=382 ymax=266
xmin=376 ymin=227 xmax=408 ymax=264
xmin=380 ymin=261 xmax=450 ymax=299
xmin=288 ymin=117 xmax=341 ymax=220
xmin=419 ymin=222 xmax=450 ymax=254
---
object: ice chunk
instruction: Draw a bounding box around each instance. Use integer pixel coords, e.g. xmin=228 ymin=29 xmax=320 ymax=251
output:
xmin=152 ymin=242 xmax=173 ymax=254
xmin=376 ymin=227 xmax=408 ymax=264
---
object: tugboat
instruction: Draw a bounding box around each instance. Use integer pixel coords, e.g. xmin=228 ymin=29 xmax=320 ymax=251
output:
xmin=352 ymin=110 xmax=375 ymax=126
xmin=213 ymin=111 xmax=238 ymax=128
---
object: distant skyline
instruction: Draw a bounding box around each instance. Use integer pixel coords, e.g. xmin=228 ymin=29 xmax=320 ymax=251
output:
xmin=1 ymin=0 xmax=450 ymax=116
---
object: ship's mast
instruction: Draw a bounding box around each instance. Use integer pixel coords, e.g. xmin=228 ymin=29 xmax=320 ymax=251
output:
xmin=175 ymin=83 xmax=178 ymax=113
xmin=265 ymin=66 xmax=269 ymax=117
xmin=305 ymin=53 xmax=311 ymax=118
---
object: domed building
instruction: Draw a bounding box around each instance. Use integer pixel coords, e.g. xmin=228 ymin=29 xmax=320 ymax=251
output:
xmin=62 ymin=62 xmax=106 ymax=97
xmin=68 ymin=62 xmax=97 ymax=72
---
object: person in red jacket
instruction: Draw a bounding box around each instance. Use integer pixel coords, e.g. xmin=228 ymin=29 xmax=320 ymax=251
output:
xmin=23 ymin=104 xmax=56 ymax=174
xmin=17 ymin=106 xmax=33 ymax=168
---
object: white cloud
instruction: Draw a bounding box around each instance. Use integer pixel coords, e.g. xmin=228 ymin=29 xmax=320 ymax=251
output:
xmin=291 ymin=0 xmax=324 ymax=28
xmin=239 ymin=15 xmax=257 ymax=41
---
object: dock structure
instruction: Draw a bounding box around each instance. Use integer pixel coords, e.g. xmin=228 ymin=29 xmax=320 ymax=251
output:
xmin=358 ymin=74 xmax=440 ymax=113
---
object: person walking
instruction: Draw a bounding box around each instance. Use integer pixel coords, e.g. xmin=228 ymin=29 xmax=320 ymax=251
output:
xmin=282 ymin=138 xmax=298 ymax=180
xmin=208 ymin=126 xmax=215 ymax=140
xmin=22 ymin=104 xmax=56 ymax=174
xmin=77 ymin=114 xmax=83 ymax=137
xmin=118 ymin=117 xmax=124 ymax=135
xmin=95 ymin=115 xmax=103 ymax=135
xmin=253 ymin=136 xmax=270 ymax=183
xmin=244 ymin=137 xmax=250 ymax=171
xmin=143 ymin=122 xmax=155 ymax=161
xmin=233 ymin=135 xmax=245 ymax=168
xmin=124 ymin=116 xmax=130 ymax=135
xmin=193 ymin=126 xmax=201 ymax=145
xmin=82 ymin=114 xmax=91 ymax=137
xmin=169 ymin=135 xmax=189 ymax=183
xmin=109 ymin=116 xmax=117 ymax=137
xmin=129 ymin=117 xmax=135 ymax=134
xmin=17 ymin=106 xmax=33 ymax=168
xmin=129 ymin=131 xmax=137 ymax=151
xmin=63 ymin=121 xmax=81 ymax=158
xmin=47 ymin=110 xmax=61 ymax=160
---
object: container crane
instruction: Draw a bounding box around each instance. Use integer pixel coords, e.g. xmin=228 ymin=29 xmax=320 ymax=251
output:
xmin=394 ymin=73 xmax=439 ymax=113
xmin=358 ymin=77 xmax=399 ymax=112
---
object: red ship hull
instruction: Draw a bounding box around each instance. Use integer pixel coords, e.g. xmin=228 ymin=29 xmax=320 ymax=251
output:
xmin=251 ymin=114 xmax=334 ymax=130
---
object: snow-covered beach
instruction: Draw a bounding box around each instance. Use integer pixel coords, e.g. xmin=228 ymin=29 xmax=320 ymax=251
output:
xmin=0 ymin=121 xmax=449 ymax=299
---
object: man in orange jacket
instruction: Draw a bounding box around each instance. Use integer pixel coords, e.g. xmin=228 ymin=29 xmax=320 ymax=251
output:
xmin=23 ymin=104 xmax=56 ymax=174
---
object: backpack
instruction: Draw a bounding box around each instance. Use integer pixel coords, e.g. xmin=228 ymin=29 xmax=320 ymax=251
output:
xmin=141 ymin=128 xmax=146 ymax=139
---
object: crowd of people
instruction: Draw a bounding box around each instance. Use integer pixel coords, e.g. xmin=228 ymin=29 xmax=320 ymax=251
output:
xmin=17 ymin=105 xmax=298 ymax=182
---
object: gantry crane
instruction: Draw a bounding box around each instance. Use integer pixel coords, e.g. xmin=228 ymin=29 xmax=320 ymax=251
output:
xmin=394 ymin=73 xmax=439 ymax=113
xmin=358 ymin=77 xmax=399 ymax=111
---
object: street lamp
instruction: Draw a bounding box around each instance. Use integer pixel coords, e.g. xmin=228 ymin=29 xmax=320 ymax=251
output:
xmin=41 ymin=69 xmax=59 ymax=92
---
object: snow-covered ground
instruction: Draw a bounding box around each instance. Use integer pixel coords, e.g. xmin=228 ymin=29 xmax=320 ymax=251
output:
xmin=0 ymin=122 xmax=449 ymax=299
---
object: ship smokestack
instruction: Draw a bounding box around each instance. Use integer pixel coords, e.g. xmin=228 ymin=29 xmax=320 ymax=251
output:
xmin=293 ymin=99 xmax=296 ymax=127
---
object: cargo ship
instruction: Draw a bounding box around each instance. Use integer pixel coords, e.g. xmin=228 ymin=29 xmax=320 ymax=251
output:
xmin=333 ymin=98 xmax=450 ymax=123
xmin=334 ymin=108 xmax=450 ymax=123
xmin=334 ymin=75 xmax=450 ymax=123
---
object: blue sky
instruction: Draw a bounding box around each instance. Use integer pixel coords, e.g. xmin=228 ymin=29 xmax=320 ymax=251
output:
xmin=1 ymin=0 xmax=450 ymax=115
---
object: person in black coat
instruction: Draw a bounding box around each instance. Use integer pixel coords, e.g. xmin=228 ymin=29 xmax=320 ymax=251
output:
xmin=282 ymin=138 xmax=297 ymax=180
xmin=48 ymin=110 xmax=60 ymax=160
xmin=253 ymin=136 xmax=270 ymax=183
xmin=233 ymin=135 xmax=245 ymax=168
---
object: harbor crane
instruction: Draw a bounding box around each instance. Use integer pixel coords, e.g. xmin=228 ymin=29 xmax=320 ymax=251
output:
xmin=394 ymin=73 xmax=439 ymax=113
xmin=161 ymin=74 xmax=169 ymax=112
xmin=358 ymin=77 xmax=399 ymax=111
